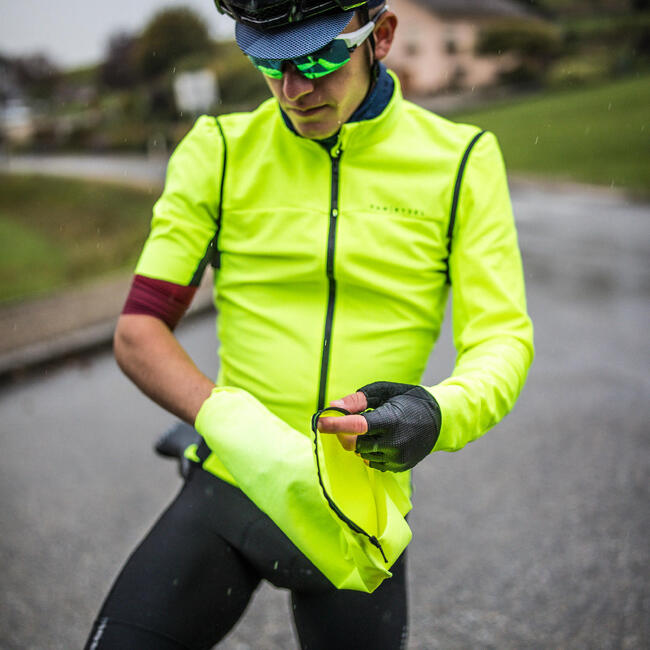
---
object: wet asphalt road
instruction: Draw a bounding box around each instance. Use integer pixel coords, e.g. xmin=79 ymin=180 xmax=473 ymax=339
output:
xmin=0 ymin=182 xmax=648 ymax=649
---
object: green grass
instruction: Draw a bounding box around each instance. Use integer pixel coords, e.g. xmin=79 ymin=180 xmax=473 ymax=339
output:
xmin=452 ymin=74 xmax=650 ymax=193
xmin=0 ymin=175 xmax=156 ymax=303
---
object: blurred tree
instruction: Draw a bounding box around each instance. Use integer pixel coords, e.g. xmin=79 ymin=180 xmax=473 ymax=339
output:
xmin=148 ymin=80 xmax=177 ymax=119
xmin=477 ymin=20 xmax=563 ymax=85
xmin=478 ymin=20 xmax=562 ymax=59
xmin=0 ymin=54 xmax=19 ymax=103
xmin=510 ymin=0 xmax=551 ymax=17
xmin=136 ymin=8 xmax=212 ymax=80
xmin=102 ymin=32 xmax=139 ymax=89
xmin=513 ymin=0 xmax=635 ymax=16
xmin=12 ymin=54 xmax=60 ymax=100
xmin=211 ymin=41 xmax=270 ymax=108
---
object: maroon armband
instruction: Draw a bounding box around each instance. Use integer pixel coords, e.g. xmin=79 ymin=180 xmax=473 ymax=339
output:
xmin=122 ymin=275 xmax=198 ymax=330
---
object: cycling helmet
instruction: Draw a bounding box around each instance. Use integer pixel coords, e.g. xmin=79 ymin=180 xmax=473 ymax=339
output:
xmin=213 ymin=0 xmax=367 ymax=30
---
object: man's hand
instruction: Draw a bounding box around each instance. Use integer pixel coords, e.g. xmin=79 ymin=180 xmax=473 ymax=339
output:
xmin=316 ymin=381 xmax=441 ymax=472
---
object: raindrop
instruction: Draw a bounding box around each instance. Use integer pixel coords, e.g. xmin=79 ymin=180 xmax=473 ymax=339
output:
xmin=273 ymin=561 xmax=279 ymax=571
xmin=227 ymin=587 xmax=232 ymax=596
xmin=534 ymin=136 xmax=539 ymax=145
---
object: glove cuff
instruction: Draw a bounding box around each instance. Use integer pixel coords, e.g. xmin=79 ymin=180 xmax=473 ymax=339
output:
xmin=409 ymin=386 xmax=442 ymax=449
xmin=357 ymin=381 xmax=423 ymax=409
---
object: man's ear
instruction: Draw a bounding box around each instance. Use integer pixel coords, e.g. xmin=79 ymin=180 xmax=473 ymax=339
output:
xmin=374 ymin=12 xmax=397 ymax=61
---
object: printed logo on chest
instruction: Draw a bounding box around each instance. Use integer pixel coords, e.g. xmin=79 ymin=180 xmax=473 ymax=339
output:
xmin=368 ymin=203 xmax=426 ymax=217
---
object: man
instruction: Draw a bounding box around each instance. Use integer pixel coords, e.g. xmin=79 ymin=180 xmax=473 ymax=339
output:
xmin=85 ymin=0 xmax=533 ymax=648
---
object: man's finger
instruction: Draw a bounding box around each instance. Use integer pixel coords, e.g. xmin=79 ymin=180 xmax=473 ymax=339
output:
xmin=338 ymin=433 xmax=358 ymax=451
xmin=368 ymin=460 xmax=388 ymax=472
xmin=357 ymin=450 xmax=384 ymax=461
xmin=329 ymin=391 xmax=368 ymax=414
xmin=317 ymin=414 xmax=368 ymax=435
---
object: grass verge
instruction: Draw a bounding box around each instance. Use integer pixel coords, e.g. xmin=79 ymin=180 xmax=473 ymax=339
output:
xmin=0 ymin=174 xmax=156 ymax=304
xmin=452 ymin=74 xmax=650 ymax=194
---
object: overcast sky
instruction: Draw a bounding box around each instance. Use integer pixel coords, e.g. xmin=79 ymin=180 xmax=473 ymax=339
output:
xmin=0 ymin=0 xmax=235 ymax=68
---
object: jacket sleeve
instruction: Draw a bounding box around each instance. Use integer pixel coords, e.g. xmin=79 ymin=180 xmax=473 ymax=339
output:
xmin=135 ymin=115 xmax=223 ymax=286
xmin=426 ymin=131 xmax=534 ymax=452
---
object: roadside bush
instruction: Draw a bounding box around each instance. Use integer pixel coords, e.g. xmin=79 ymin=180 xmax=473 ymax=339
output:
xmin=147 ymin=81 xmax=177 ymax=120
xmin=564 ymin=12 xmax=650 ymax=51
xmin=87 ymin=121 xmax=151 ymax=152
xmin=478 ymin=19 xmax=563 ymax=59
xmin=477 ymin=19 xmax=563 ymax=85
xmin=27 ymin=121 xmax=60 ymax=152
xmin=546 ymin=54 xmax=612 ymax=87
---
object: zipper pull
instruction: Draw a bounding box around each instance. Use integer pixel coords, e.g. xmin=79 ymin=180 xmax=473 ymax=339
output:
xmin=330 ymin=134 xmax=343 ymax=159
xmin=369 ymin=535 xmax=388 ymax=563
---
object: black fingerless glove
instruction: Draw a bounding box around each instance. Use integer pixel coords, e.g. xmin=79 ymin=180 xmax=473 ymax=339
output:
xmin=356 ymin=381 xmax=441 ymax=472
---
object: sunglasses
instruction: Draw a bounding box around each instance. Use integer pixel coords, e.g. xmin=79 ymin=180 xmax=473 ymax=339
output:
xmin=249 ymin=7 xmax=388 ymax=80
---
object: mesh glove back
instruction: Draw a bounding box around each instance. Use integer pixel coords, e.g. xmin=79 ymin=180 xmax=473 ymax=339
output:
xmin=356 ymin=382 xmax=441 ymax=472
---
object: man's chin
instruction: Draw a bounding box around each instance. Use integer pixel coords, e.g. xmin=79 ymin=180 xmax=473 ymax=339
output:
xmin=289 ymin=116 xmax=339 ymax=141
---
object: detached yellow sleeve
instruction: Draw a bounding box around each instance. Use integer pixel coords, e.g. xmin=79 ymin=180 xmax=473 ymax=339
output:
xmin=427 ymin=132 xmax=534 ymax=451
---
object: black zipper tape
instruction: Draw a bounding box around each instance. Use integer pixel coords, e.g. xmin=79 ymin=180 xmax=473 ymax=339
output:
xmin=311 ymin=407 xmax=389 ymax=563
xmin=317 ymin=151 xmax=341 ymax=412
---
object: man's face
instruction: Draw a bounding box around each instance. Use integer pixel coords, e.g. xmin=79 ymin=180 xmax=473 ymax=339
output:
xmin=263 ymin=15 xmax=372 ymax=140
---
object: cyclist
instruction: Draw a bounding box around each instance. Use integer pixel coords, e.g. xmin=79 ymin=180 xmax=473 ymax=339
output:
xmin=85 ymin=0 xmax=533 ymax=648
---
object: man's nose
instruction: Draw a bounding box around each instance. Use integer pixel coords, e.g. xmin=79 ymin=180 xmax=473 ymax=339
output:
xmin=282 ymin=63 xmax=315 ymax=101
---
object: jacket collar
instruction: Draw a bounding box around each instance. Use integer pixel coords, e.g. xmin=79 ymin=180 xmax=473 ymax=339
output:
xmin=279 ymin=64 xmax=402 ymax=153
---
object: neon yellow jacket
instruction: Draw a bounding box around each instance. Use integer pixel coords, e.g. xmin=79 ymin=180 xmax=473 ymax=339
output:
xmin=135 ymin=72 xmax=534 ymax=590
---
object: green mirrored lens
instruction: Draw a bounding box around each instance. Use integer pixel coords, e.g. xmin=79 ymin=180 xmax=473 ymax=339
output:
xmin=248 ymin=39 xmax=351 ymax=80
xmin=295 ymin=56 xmax=349 ymax=79
xmin=294 ymin=39 xmax=350 ymax=78
xmin=248 ymin=57 xmax=283 ymax=78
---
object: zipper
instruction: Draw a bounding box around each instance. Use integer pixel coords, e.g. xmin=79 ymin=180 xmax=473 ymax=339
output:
xmin=312 ymin=147 xmax=388 ymax=564
xmin=317 ymin=147 xmax=341 ymax=412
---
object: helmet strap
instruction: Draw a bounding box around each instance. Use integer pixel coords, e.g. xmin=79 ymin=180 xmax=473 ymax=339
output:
xmin=359 ymin=5 xmax=380 ymax=83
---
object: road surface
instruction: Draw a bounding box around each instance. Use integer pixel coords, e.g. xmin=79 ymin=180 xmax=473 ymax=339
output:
xmin=0 ymin=181 xmax=648 ymax=649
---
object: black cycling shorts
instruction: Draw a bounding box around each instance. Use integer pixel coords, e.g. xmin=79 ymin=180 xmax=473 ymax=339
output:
xmin=85 ymin=462 xmax=408 ymax=650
